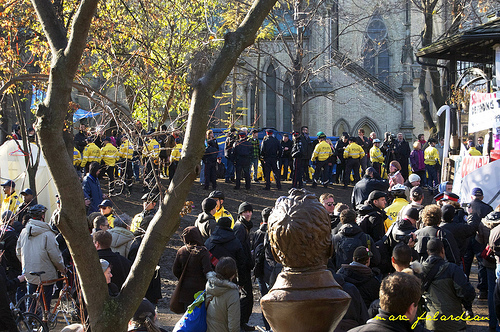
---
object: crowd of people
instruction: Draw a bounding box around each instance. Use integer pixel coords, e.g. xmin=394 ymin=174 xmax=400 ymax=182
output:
xmin=0 ymin=121 xmax=495 ymax=332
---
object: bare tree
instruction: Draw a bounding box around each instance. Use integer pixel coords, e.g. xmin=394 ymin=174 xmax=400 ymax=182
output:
xmin=28 ymin=0 xmax=277 ymax=330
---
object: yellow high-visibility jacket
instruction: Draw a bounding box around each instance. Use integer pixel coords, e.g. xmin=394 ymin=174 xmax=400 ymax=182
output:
xmin=142 ymin=139 xmax=160 ymax=159
xmin=119 ymin=140 xmax=134 ymax=160
xmin=81 ymin=143 xmax=101 ymax=167
xmin=170 ymin=143 xmax=183 ymax=162
xmin=344 ymin=142 xmax=365 ymax=159
xmin=424 ymin=146 xmax=439 ymax=165
xmin=101 ymin=143 xmax=120 ymax=167
xmin=384 ymin=198 xmax=409 ymax=231
xmin=73 ymin=148 xmax=82 ymax=166
xmin=1 ymin=192 xmax=21 ymax=215
xmin=214 ymin=207 xmax=235 ymax=228
xmin=469 ymin=147 xmax=481 ymax=156
xmin=311 ymin=141 xmax=333 ymax=162
xmin=370 ymin=146 xmax=384 ymax=163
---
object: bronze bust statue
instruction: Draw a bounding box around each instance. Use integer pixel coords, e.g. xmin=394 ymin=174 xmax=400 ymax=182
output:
xmin=261 ymin=189 xmax=351 ymax=332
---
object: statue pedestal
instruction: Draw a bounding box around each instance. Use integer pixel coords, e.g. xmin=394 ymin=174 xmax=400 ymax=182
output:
xmin=261 ymin=268 xmax=351 ymax=332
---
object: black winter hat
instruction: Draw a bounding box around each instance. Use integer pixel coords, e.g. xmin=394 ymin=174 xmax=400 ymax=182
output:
xmin=368 ymin=191 xmax=386 ymax=203
xmin=441 ymin=204 xmax=455 ymax=223
xmin=238 ymin=202 xmax=253 ymax=214
xmin=261 ymin=207 xmax=273 ymax=223
xmin=218 ymin=217 xmax=232 ymax=230
xmin=202 ymin=198 xmax=217 ymax=213
xmin=405 ymin=207 xmax=420 ymax=221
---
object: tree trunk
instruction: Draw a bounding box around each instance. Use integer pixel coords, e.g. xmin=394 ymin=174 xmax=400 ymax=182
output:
xmin=292 ymin=3 xmax=304 ymax=131
xmin=30 ymin=0 xmax=278 ymax=330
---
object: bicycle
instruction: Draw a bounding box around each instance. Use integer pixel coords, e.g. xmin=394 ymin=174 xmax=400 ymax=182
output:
xmin=11 ymin=303 xmax=48 ymax=332
xmin=15 ymin=270 xmax=83 ymax=330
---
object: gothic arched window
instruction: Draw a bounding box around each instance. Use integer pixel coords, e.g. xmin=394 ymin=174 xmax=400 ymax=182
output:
xmin=362 ymin=16 xmax=389 ymax=84
xmin=266 ymin=64 xmax=277 ymax=128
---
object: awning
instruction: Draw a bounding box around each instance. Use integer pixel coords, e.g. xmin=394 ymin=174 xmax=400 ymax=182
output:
xmin=416 ymin=18 xmax=500 ymax=63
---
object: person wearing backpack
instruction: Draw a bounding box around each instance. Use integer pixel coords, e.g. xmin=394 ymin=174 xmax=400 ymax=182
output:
xmin=333 ymin=209 xmax=380 ymax=271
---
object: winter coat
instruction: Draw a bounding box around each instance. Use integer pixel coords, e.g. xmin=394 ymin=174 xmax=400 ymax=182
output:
xmin=440 ymin=214 xmax=478 ymax=258
xmin=469 ymin=198 xmax=493 ymax=219
xmin=421 ymin=255 xmax=475 ymax=332
xmin=203 ymin=139 xmax=219 ymax=166
xmin=233 ymin=139 xmax=252 ymax=166
xmin=16 ymin=219 xmax=65 ymax=285
xmin=260 ymin=135 xmax=282 ymax=160
xmin=414 ymin=226 xmax=460 ymax=264
xmin=233 ymin=216 xmax=254 ymax=276
xmin=333 ymin=223 xmax=380 ymax=270
xmin=486 ymin=211 xmax=500 ymax=264
xmin=357 ymin=204 xmax=387 ymax=242
xmin=351 ymin=175 xmax=389 ymax=208
xmin=0 ymin=224 xmax=21 ymax=278
xmin=409 ymin=149 xmax=425 ymax=172
xmin=337 ymin=262 xmax=381 ymax=308
xmin=82 ymin=173 xmax=103 ymax=214
xmin=205 ymin=271 xmax=240 ymax=332
xmin=195 ymin=212 xmax=217 ymax=243
xmin=0 ymin=264 xmax=19 ymax=331
xmin=97 ymin=248 xmax=131 ymax=289
xmin=331 ymin=273 xmax=368 ymax=332
xmin=204 ymin=226 xmax=246 ymax=286
xmin=172 ymin=228 xmax=212 ymax=305
xmin=108 ymin=226 xmax=135 ymax=257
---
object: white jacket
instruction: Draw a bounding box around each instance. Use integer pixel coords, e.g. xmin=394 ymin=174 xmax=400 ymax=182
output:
xmin=16 ymin=219 xmax=65 ymax=285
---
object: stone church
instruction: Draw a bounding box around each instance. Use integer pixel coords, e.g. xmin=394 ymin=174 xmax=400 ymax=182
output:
xmin=213 ymin=0 xmax=455 ymax=141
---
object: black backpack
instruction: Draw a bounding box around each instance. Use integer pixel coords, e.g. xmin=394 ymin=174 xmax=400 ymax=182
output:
xmin=336 ymin=233 xmax=371 ymax=269
xmin=253 ymin=242 xmax=265 ymax=279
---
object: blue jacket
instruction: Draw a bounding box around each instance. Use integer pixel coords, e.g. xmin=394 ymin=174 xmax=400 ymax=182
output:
xmin=82 ymin=174 xmax=103 ymax=214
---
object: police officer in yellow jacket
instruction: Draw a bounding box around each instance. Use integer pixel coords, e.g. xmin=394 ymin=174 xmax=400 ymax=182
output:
xmin=119 ymin=136 xmax=134 ymax=194
xmin=81 ymin=140 xmax=102 ymax=173
xmin=343 ymin=137 xmax=365 ymax=188
xmin=101 ymin=137 xmax=120 ymax=195
xmin=169 ymin=137 xmax=182 ymax=181
xmin=311 ymin=132 xmax=333 ymax=188
xmin=370 ymin=138 xmax=384 ymax=175
xmin=142 ymin=135 xmax=160 ymax=193
xmin=1 ymin=180 xmax=21 ymax=215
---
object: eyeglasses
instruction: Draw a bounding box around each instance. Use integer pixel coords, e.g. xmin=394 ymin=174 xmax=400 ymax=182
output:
xmin=325 ymin=202 xmax=335 ymax=206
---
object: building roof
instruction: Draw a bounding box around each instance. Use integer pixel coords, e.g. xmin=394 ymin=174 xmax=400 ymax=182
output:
xmin=416 ymin=18 xmax=500 ymax=63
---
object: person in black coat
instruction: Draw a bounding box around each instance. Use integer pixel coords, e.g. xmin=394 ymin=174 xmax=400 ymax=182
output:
xmin=93 ymin=230 xmax=132 ymax=289
xmin=260 ymin=129 xmax=282 ymax=190
xmin=394 ymin=133 xmax=411 ymax=180
xmin=351 ymin=167 xmax=389 ymax=209
xmin=469 ymin=187 xmax=494 ymax=219
xmin=334 ymin=134 xmax=349 ymax=184
xmin=204 ymin=217 xmax=246 ymax=285
xmin=280 ymin=134 xmax=293 ymax=181
xmin=330 ymin=272 xmax=369 ymax=331
xmin=233 ymin=133 xmax=252 ymax=190
xmin=357 ymin=191 xmax=388 ymax=242
xmin=440 ymin=204 xmax=478 ymax=260
xmin=291 ymin=131 xmax=306 ymax=189
xmin=0 ymin=262 xmax=24 ymax=331
xmin=74 ymin=123 xmax=88 ymax=154
xmin=232 ymin=202 xmax=255 ymax=331
xmin=337 ymin=246 xmax=381 ymax=308
xmin=128 ymin=216 xmax=162 ymax=304
xmin=203 ymin=138 xmax=219 ymax=190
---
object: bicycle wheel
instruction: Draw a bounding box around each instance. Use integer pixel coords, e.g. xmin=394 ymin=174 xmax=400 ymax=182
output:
xmin=59 ymin=291 xmax=81 ymax=325
xmin=15 ymin=294 xmax=43 ymax=317
xmin=17 ymin=312 xmax=49 ymax=332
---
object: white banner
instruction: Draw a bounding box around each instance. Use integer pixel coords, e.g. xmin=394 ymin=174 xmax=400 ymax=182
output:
xmin=469 ymin=91 xmax=500 ymax=133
